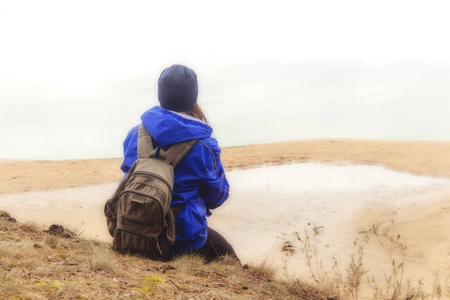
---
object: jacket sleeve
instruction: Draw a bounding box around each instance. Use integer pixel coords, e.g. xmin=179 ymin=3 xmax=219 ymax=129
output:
xmin=120 ymin=125 xmax=139 ymax=176
xmin=197 ymin=139 xmax=230 ymax=210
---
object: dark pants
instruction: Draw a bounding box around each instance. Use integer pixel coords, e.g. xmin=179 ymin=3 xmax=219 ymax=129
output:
xmin=172 ymin=227 xmax=239 ymax=263
xmin=195 ymin=227 xmax=239 ymax=263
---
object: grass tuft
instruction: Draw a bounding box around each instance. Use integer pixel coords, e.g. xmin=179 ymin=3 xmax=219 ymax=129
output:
xmin=247 ymin=261 xmax=277 ymax=280
xmin=19 ymin=221 xmax=41 ymax=233
xmin=88 ymin=250 xmax=121 ymax=274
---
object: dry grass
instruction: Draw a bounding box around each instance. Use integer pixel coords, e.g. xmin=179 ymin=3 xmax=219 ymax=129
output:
xmin=292 ymin=221 xmax=450 ymax=300
xmin=246 ymin=261 xmax=277 ymax=280
xmin=5 ymin=208 xmax=446 ymax=299
xmin=0 ymin=211 xmax=328 ymax=299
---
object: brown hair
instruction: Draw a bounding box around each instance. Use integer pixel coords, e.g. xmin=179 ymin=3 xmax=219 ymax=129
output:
xmin=182 ymin=103 xmax=209 ymax=125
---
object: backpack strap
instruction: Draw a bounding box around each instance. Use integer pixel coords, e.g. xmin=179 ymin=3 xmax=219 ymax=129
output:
xmin=165 ymin=140 xmax=197 ymax=167
xmin=137 ymin=123 xmax=196 ymax=165
xmin=137 ymin=124 xmax=154 ymax=159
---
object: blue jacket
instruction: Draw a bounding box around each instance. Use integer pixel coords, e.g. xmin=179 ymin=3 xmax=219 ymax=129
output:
xmin=121 ymin=106 xmax=230 ymax=252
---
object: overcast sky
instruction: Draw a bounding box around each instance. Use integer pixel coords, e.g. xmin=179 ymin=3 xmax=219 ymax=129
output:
xmin=1 ymin=0 xmax=450 ymax=159
xmin=1 ymin=0 xmax=450 ymax=85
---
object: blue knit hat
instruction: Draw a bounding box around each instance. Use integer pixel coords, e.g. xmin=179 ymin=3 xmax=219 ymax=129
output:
xmin=158 ymin=64 xmax=198 ymax=112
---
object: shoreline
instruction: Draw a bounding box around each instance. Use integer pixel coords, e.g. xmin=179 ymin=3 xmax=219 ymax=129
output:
xmin=1 ymin=139 xmax=450 ymax=194
xmin=1 ymin=138 xmax=450 ymax=293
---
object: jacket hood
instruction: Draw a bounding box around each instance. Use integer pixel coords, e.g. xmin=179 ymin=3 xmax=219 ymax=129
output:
xmin=141 ymin=106 xmax=212 ymax=147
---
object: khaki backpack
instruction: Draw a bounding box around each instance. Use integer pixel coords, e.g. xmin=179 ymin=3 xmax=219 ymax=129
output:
xmin=104 ymin=124 xmax=196 ymax=260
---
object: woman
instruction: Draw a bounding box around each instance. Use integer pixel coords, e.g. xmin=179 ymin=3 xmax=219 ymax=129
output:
xmin=120 ymin=64 xmax=238 ymax=262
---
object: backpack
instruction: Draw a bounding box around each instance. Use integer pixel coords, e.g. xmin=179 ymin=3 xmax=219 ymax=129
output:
xmin=104 ymin=124 xmax=196 ymax=260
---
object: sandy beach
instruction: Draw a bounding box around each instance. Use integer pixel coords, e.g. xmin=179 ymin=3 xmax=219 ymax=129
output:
xmin=1 ymin=139 xmax=449 ymax=295
xmin=1 ymin=139 xmax=450 ymax=194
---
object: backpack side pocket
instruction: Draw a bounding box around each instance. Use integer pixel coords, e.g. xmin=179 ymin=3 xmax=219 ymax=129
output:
xmin=104 ymin=194 xmax=119 ymax=237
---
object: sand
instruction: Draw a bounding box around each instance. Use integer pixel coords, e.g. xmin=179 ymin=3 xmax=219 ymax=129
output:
xmin=1 ymin=139 xmax=449 ymax=294
xmin=1 ymin=139 xmax=450 ymax=194
xmin=212 ymin=164 xmax=450 ymax=285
